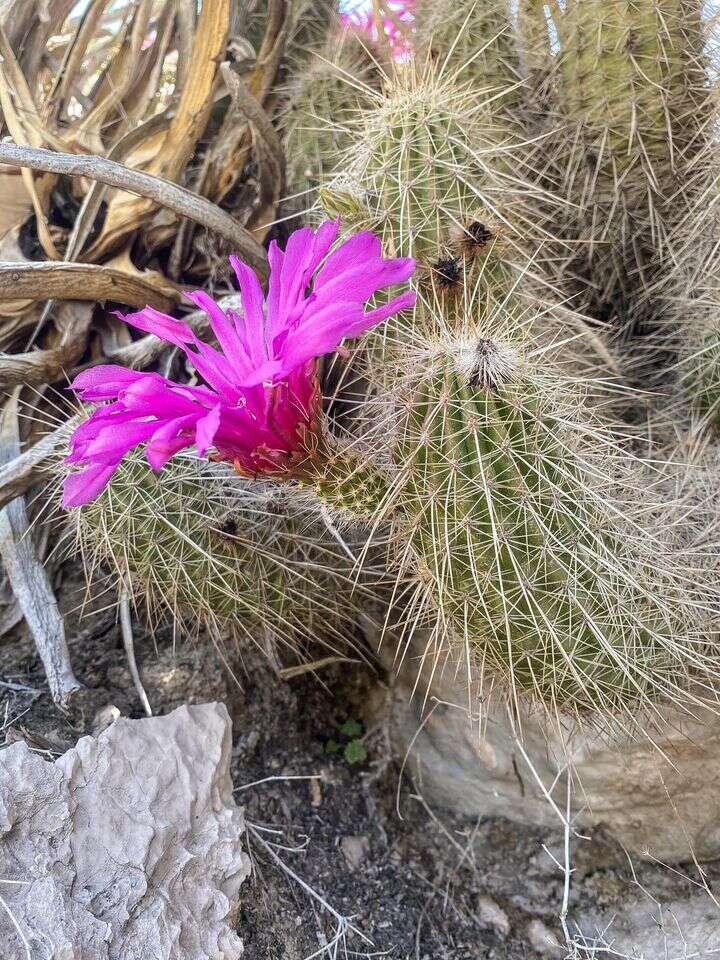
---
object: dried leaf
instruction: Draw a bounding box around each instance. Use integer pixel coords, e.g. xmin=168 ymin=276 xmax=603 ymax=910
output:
xmin=92 ymin=0 xmax=231 ymax=257
xmin=0 ymin=170 xmax=32 ymax=238
xmin=0 ymin=26 xmax=61 ymax=259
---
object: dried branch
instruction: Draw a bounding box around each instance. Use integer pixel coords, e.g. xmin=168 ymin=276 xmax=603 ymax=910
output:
xmin=0 ymin=414 xmax=79 ymax=514
xmin=0 ymin=261 xmax=180 ymax=312
xmin=119 ymin=591 xmax=152 ymax=717
xmin=0 ymin=302 xmax=92 ymax=390
xmin=0 ymin=142 xmax=268 ymax=275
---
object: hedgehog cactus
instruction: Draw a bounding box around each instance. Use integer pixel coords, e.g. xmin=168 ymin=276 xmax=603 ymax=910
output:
xmin=282 ymin=30 xmax=379 ymax=193
xmin=74 ymin=451 xmax=356 ymax=651
xmin=545 ymin=0 xmax=713 ymax=329
xmin=385 ymin=305 xmax=705 ymax=716
xmin=414 ymin=0 xmax=524 ymax=123
xmin=324 ymin=64 xmax=521 ymax=263
xmin=306 ymin=55 xmax=716 ymax=723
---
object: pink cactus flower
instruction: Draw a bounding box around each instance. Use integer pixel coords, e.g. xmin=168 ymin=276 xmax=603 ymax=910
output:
xmin=63 ymin=220 xmax=415 ymax=508
xmin=341 ymin=0 xmax=415 ymax=61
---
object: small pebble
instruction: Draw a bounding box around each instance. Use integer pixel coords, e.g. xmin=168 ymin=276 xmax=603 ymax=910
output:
xmin=477 ymin=895 xmax=510 ymax=937
xmin=527 ymin=918 xmax=563 ymax=956
xmin=340 ymin=834 xmax=369 ymax=870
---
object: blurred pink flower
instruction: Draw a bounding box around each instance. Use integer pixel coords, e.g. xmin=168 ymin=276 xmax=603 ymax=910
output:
xmin=63 ymin=220 xmax=415 ymax=507
xmin=341 ymin=0 xmax=415 ymax=60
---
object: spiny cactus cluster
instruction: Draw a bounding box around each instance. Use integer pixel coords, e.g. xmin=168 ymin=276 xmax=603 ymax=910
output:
xmin=539 ymin=0 xmax=715 ymax=337
xmin=307 ymin=47 xmax=720 ymax=723
xmin=72 ymin=451 xmax=360 ymax=657
xmin=69 ymin=1 xmax=720 ymax=734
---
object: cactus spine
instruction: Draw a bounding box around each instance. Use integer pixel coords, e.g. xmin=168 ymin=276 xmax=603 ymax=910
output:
xmin=389 ymin=313 xmax=704 ymax=715
xmin=282 ymin=30 xmax=379 ymax=193
xmin=547 ymin=0 xmax=713 ymax=329
xmin=414 ymin=0 xmax=524 ymax=124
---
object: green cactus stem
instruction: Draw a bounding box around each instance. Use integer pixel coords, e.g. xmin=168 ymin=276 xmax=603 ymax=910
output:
xmin=389 ymin=325 xmax=707 ymax=716
xmin=414 ymin=0 xmax=524 ymax=123
xmin=73 ymin=451 xmax=357 ymax=649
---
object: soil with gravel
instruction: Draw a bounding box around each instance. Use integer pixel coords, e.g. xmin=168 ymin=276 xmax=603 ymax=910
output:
xmin=1 ymin=558 xmax=718 ymax=959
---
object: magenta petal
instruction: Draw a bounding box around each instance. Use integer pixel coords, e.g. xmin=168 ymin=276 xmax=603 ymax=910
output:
xmin=305 ymin=257 xmax=417 ymax=312
xmin=195 ymin=404 xmax=221 ymax=456
xmin=229 ymin=256 xmax=268 ymax=364
xmin=68 ymin=365 xmax=150 ymax=400
xmin=146 ymin=416 xmax=197 ymax=470
xmin=360 ymin=289 xmax=417 ymax=328
xmin=314 ymin=232 xmax=383 ymax=289
xmin=119 ymin=307 xmax=197 ymax=349
xmin=185 ymin=290 xmax=250 ymax=373
xmin=63 ymin=462 xmax=121 ymax=508
xmin=302 ymin=220 xmax=340 ymax=285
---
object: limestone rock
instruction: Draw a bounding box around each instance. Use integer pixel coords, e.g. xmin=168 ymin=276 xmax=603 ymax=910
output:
xmin=577 ymin=895 xmax=720 ymax=959
xmin=0 ymin=702 xmax=250 ymax=959
xmin=384 ymin=634 xmax=720 ymax=863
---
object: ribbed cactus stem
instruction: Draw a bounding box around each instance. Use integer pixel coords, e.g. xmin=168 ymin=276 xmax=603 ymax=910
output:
xmin=414 ymin=0 xmax=523 ymax=121
xmin=328 ymin=66 xmax=493 ymax=265
xmin=547 ymin=0 xmax=711 ymax=325
xmin=559 ymin=0 xmax=705 ymax=184
xmin=73 ymin=452 xmax=354 ymax=643
xmin=393 ymin=334 xmax=689 ymax=711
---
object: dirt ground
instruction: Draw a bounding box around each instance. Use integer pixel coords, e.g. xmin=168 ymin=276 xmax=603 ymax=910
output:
xmin=2 ymin=559 xmax=719 ymax=959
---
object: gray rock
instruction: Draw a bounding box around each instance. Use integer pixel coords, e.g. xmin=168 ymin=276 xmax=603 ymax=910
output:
xmin=477 ymin=896 xmax=510 ymax=937
xmin=382 ymin=629 xmax=720 ymax=863
xmin=0 ymin=702 xmax=250 ymax=959
xmin=527 ymin=919 xmax=562 ymax=956
xmin=576 ymin=895 xmax=720 ymax=959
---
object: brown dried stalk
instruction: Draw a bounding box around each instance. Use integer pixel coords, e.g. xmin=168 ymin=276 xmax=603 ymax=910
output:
xmin=0 ymin=394 xmax=80 ymax=709
xmin=0 ymin=414 xmax=80 ymax=514
xmin=90 ymin=0 xmax=231 ymax=257
xmin=0 ymin=260 xmax=179 ymax=312
xmin=0 ymin=143 xmax=268 ymax=275
xmin=0 ymin=302 xmax=92 ymax=391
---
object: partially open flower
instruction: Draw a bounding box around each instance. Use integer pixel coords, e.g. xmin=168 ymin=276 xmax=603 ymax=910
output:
xmin=63 ymin=220 xmax=415 ymax=508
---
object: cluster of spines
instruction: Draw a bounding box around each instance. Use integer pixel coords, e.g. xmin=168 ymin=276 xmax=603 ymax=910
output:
xmin=536 ymin=0 xmax=715 ymax=334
